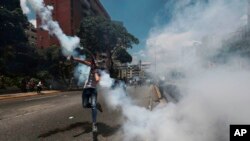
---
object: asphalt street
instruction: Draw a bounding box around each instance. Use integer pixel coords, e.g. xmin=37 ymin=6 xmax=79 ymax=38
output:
xmin=0 ymin=86 xmax=158 ymax=141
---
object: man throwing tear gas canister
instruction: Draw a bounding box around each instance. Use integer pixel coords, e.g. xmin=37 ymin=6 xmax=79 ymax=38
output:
xmin=69 ymin=56 xmax=103 ymax=132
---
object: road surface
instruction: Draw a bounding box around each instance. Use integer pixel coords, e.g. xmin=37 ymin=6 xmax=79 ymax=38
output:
xmin=0 ymin=86 xmax=160 ymax=141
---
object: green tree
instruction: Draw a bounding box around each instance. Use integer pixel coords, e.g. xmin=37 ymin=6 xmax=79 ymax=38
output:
xmin=0 ymin=0 xmax=20 ymax=11
xmin=0 ymin=0 xmax=38 ymax=90
xmin=36 ymin=46 xmax=74 ymax=86
xmin=0 ymin=3 xmax=28 ymax=48
xmin=0 ymin=0 xmax=29 ymax=75
xmin=77 ymin=16 xmax=139 ymax=76
xmin=113 ymin=48 xmax=132 ymax=63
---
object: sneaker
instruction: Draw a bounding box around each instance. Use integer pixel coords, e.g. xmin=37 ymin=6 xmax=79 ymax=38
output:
xmin=92 ymin=123 xmax=98 ymax=132
xmin=96 ymin=103 xmax=103 ymax=113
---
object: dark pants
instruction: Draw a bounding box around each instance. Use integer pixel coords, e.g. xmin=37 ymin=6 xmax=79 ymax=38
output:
xmin=82 ymin=88 xmax=97 ymax=123
xmin=37 ymin=86 xmax=42 ymax=93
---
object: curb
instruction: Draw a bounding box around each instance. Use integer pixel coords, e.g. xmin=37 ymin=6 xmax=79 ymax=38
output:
xmin=0 ymin=90 xmax=62 ymax=101
xmin=148 ymin=85 xmax=167 ymax=110
xmin=153 ymin=85 xmax=168 ymax=104
xmin=152 ymin=85 xmax=162 ymax=99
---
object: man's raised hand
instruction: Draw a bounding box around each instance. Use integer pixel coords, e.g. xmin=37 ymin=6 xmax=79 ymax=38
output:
xmin=67 ymin=56 xmax=74 ymax=61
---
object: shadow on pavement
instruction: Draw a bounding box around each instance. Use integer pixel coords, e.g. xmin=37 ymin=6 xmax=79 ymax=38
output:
xmin=38 ymin=122 xmax=91 ymax=138
xmin=73 ymin=122 xmax=121 ymax=139
xmin=38 ymin=121 xmax=121 ymax=140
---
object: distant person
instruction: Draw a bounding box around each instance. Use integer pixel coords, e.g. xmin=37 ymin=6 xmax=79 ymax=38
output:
xmin=111 ymin=79 xmax=119 ymax=89
xmin=69 ymin=56 xmax=103 ymax=132
xmin=122 ymin=77 xmax=127 ymax=84
xmin=134 ymin=80 xmax=137 ymax=88
xmin=129 ymin=80 xmax=132 ymax=86
xmin=0 ymin=75 xmax=4 ymax=89
xmin=26 ymin=81 xmax=30 ymax=92
xmin=20 ymin=78 xmax=27 ymax=92
xmin=138 ymin=79 xmax=142 ymax=87
xmin=111 ymin=79 xmax=128 ymax=96
xmin=29 ymin=79 xmax=35 ymax=92
xmin=121 ymin=80 xmax=128 ymax=96
xmin=49 ymin=84 xmax=52 ymax=90
xmin=37 ymin=81 xmax=42 ymax=94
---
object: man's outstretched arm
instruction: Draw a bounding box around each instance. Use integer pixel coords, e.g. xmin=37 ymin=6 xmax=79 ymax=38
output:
xmin=70 ymin=56 xmax=92 ymax=66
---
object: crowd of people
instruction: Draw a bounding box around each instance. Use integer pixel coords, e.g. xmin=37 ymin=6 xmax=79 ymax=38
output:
xmin=20 ymin=78 xmax=43 ymax=94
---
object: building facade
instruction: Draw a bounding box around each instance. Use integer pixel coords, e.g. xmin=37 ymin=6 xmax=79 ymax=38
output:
xmin=116 ymin=61 xmax=151 ymax=80
xmin=36 ymin=0 xmax=110 ymax=48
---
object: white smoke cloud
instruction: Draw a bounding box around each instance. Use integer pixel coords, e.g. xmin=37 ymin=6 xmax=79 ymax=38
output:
xmin=100 ymin=0 xmax=250 ymax=141
xmin=21 ymin=0 xmax=80 ymax=56
xmin=141 ymin=0 xmax=249 ymax=141
xmin=20 ymin=0 xmax=30 ymax=14
xmin=74 ymin=64 xmax=90 ymax=86
xmin=146 ymin=0 xmax=247 ymax=75
xmin=99 ymin=72 xmax=114 ymax=88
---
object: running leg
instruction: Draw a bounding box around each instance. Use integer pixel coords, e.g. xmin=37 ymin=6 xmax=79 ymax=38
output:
xmin=91 ymin=90 xmax=97 ymax=123
xmin=91 ymin=89 xmax=98 ymax=132
xmin=82 ymin=89 xmax=91 ymax=108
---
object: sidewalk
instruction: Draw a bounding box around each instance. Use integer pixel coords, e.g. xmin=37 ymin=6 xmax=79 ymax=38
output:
xmin=0 ymin=90 xmax=61 ymax=101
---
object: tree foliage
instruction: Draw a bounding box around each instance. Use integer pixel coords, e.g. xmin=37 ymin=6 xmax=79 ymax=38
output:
xmin=77 ymin=16 xmax=139 ymax=78
xmin=0 ymin=0 xmax=30 ymax=75
xmin=0 ymin=1 xmax=28 ymax=48
xmin=113 ymin=48 xmax=132 ymax=63
xmin=77 ymin=16 xmax=139 ymax=59
xmin=35 ymin=46 xmax=74 ymax=85
xmin=0 ymin=0 xmax=20 ymax=11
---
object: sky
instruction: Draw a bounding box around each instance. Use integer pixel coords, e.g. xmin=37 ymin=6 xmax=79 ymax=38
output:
xmin=100 ymin=0 xmax=168 ymax=53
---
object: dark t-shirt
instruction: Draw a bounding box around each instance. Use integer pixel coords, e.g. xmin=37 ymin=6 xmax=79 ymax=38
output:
xmin=84 ymin=68 xmax=99 ymax=88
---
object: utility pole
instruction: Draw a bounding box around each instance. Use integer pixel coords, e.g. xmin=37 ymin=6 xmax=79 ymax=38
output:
xmin=154 ymin=47 xmax=157 ymax=74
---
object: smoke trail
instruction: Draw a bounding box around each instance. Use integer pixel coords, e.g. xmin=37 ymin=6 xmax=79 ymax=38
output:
xmin=20 ymin=0 xmax=30 ymax=14
xmin=20 ymin=0 xmax=80 ymax=56
xmin=20 ymin=0 xmax=90 ymax=85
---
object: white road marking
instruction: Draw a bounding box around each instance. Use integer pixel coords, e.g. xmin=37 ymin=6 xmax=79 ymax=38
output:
xmin=68 ymin=116 xmax=74 ymax=119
